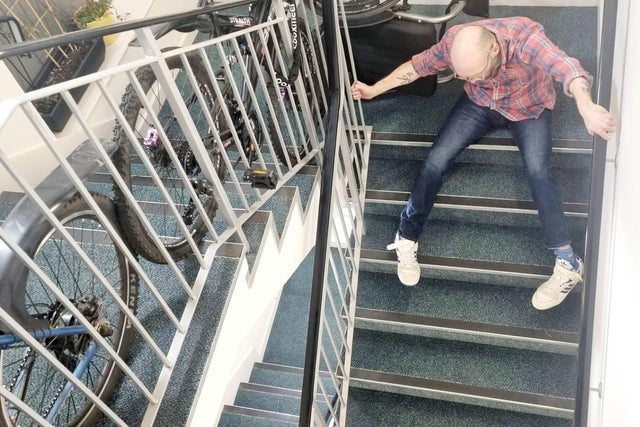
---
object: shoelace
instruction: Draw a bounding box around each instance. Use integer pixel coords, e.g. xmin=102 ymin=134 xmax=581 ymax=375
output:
xmin=387 ymin=240 xmax=417 ymax=265
xmin=551 ymin=260 xmax=582 ymax=290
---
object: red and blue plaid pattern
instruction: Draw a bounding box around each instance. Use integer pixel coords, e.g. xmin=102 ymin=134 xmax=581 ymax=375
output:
xmin=411 ymin=16 xmax=593 ymax=121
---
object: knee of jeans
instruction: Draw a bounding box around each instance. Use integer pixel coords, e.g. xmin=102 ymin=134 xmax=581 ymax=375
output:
xmin=422 ymin=158 xmax=446 ymax=180
xmin=526 ymin=162 xmax=553 ymax=184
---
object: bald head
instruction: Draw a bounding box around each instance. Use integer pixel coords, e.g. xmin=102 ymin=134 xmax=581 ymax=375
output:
xmin=451 ymin=25 xmax=499 ymax=80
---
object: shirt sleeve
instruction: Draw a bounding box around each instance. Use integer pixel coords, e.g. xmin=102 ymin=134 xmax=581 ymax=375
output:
xmin=411 ymin=26 xmax=458 ymax=77
xmin=518 ymin=21 xmax=593 ymax=97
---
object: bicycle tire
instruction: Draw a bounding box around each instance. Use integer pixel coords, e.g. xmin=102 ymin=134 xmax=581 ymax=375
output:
xmin=0 ymin=192 xmax=138 ymax=427
xmin=112 ymin=53 xmax=222 ymax=264
xmin=203 ymin=39 xmax=270 ymax=172
xmin=267 ymin=20 xmax=325 ymax=168
xmin=313 ymin=0 xmax=401 ymax=22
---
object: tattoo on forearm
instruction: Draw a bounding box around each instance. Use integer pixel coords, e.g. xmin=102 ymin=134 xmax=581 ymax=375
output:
xmin=575 ymin=78 xmax=590 ymax=95
xmin=396 ymin=72 xmax=415 ymax=84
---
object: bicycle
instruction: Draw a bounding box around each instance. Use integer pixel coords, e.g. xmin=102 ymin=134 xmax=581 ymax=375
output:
xmin=110 ymin=0 xmax=325 ymax=264
xmin=316 ymin=0 xmax=488 ymax=27
xmin=0 ymin=140 xmax=138 ymax=426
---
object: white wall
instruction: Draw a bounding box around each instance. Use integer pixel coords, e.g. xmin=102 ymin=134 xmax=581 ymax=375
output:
xmin=588 ymin=0 xmax=640 ymax=426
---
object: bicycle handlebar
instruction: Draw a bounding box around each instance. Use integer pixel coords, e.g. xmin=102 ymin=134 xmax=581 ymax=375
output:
xmin=394 ymin=0 xmax=466 ymax=24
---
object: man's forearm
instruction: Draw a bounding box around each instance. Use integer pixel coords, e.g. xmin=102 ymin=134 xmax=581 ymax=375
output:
xmin=370 ymin=61 xmax=420 ymax=97
xmin=569 ymin=75 xmax=616 ymax=141
xmin=569 ymin=77 xmax=594 ymax=112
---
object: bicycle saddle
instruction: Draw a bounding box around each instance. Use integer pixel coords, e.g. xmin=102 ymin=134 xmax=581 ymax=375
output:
xmin=129 ymin=14 xmax=216 ymax=47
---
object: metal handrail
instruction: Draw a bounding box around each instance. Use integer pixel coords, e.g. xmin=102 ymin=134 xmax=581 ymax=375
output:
xmin=0 ymin=0 xmax=326 ymax=423
xmin=300 ymin=0 xmax=341 ymax=422
xmin=299 ymin=0 xmax=372 ymax=423
xmin=575 ymin=0 xmax=619 ymax=424
xmin=0 ymin=0 xmax=258 ymax=61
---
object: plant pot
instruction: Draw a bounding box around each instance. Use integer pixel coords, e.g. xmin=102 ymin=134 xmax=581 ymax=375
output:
xmin=33 ymin=38 xmax=105 ymax=133
xmin=85 ymin=13 xmax=119 ymax=46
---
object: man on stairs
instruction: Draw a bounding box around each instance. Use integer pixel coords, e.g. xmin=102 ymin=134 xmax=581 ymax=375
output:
xmin=351 ymin=16 xmax=616 ymax=310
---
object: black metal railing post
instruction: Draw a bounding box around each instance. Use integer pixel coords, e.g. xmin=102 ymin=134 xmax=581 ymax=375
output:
xmin=574 ymin=0 xmax=618 ymax=425
xmin=299 ymin=0 xmax=341 ymax=424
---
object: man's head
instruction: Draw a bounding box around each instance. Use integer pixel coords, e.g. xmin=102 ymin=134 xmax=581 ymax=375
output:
xmin=451 ymin=25 xmax=500 ymax=82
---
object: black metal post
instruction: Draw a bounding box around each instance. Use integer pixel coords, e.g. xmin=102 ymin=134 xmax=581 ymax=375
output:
xmin=299 ymin=0 xmax=341 ymax=425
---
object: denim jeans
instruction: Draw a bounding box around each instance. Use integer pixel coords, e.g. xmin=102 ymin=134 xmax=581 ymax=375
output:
xmin=398 ymin=93 xmax=571 ymax=249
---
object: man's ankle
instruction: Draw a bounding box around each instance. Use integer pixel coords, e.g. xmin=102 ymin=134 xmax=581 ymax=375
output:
xmin=554 ymin=246 xmax=580 ymax=270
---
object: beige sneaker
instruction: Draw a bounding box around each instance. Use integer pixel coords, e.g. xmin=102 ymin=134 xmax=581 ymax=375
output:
xmin=532 ymin=257 xmax=584 ymax=310
xmin=386 ymin=234 xmax=420 ymax=286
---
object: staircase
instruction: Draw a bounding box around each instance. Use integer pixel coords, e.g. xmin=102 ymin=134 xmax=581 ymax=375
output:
xmin=0 ymin=151 xmax=321 ymax=426
xmin=0 ymin=2 xmax=599 ymax=425
xmin=211 ymin=3 xmax=599 ymax=427
xmin=346 ymin=4 xmax=596 ymax=427
xmin=347 ymin=133 xmax=586 ymax=426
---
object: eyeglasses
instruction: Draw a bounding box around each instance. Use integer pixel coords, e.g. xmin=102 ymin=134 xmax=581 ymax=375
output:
xmin=453 ymin=50 xmax=496 ymax=82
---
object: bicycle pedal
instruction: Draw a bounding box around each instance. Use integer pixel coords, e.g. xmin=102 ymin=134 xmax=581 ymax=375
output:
xmin=243 ymin=168 xmax=278 ymax=189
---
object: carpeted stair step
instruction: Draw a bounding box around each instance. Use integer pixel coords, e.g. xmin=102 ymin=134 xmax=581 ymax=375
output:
xmin=365 ymin=201 xmax=587 ymax=231
xmin=232 ymin=382 xmax=330 ymax=417
xmin=248 ymin=362 xmax=335 ymax=395
xmin=355 ymin=270 xmax=580 ymax=354
xmin=369 ymin=136 xmax=592 ymax=161
xmin=97 ymin=159 xmax=314 ymax=216
xmin=218 ymin=406 xmax=297 ymax=426
xmin=85 ymin=168 xmax=312 ymax=241
xmin=97 ymin=254 xmax=241 ymax=426
xmin=347 ymin=388 xmax=573 ymax=427
xmin=249 ymin=362 xmax=307 ymax=390
xmin=349 ymin=328 xmax=576 ymax=419
xmin=366 ymin=144 xmax=591 ymax=210
xmin=234 ymin=383 xmax=307 ymax=416
xmin=226 ymin=364 xmax=335 ymax=427
xmin=361 ymin=212 xmax=586 ymax=278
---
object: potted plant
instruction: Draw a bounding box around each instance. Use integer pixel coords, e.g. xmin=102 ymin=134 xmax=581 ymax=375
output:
xmin=31 ymin=37 xmax=105 ymax=132
xmin=72 ymin=0 xmax=119 ymax=46
xmin=27 ymin=0 xmax=114 ymax=132
xmin=1 ymin=1 xmax=121 ymax=132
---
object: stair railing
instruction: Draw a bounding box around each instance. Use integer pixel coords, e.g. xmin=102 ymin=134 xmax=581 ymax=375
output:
xmin=0 ymin=1 xmax=324 ymax=425
xmin=575 ymin=0 xmax=619 ymax=424
xmin=299 ymin=0 xmax=370 ymax=424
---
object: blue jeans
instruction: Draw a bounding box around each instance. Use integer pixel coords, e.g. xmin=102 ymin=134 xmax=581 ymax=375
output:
xmin=398 ymin=93 xmax=570 ymax=249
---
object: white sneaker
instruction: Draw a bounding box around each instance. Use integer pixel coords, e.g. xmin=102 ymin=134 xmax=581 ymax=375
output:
xmin=532 ymin=257 xmax=584 ymax=310
xmin=386 ymin=234 xmax=420 ymax=286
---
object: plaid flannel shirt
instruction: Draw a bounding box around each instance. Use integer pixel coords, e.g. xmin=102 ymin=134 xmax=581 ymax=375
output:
xmin=411 ymin=16 xmax=593 ymax=121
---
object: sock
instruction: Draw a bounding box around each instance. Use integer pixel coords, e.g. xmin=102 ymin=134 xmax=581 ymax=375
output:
xmin=554 ymin=246 xmax=580 ymax=270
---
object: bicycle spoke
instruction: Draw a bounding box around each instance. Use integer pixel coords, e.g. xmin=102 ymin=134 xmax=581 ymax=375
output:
xmin=1 ymin=193 xmax=137 ymax=426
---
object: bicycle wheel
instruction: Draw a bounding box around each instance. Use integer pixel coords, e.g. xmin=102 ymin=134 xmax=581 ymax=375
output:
xmin=112 ymin=53 xmax=223 ymax=264
xmin=0 ymin=192 xmax=138 ymax=427
xmin=267 ymin=20 xmax=325 ymax=168
xmin=313 ymin=0 xmax=401 ymax=23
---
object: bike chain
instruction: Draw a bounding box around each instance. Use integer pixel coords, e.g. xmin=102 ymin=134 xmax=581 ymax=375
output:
xmin=5 ymin=347 xmax=59 ymax=421
xmin=7 ymin=347 xmax=32 ymax=395
xmin=43 ymin=381 xmax=67 ymax=419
